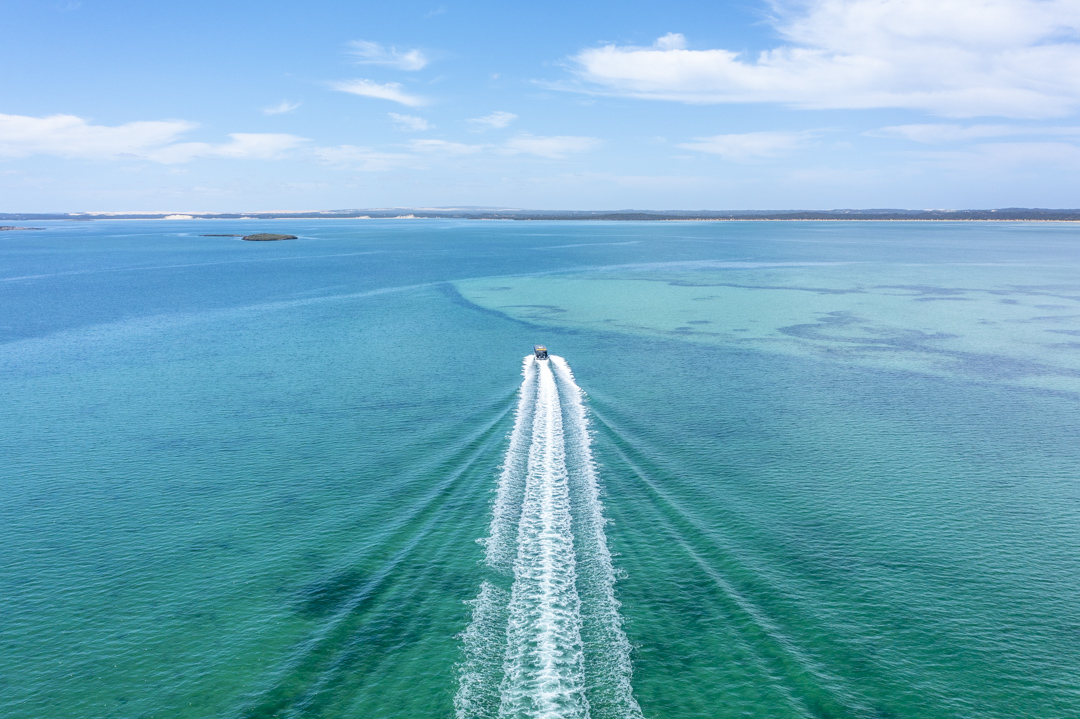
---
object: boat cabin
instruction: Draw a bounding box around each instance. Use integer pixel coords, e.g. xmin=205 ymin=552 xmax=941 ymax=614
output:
xmin=533 ymin=345 xmax=548 ymax=360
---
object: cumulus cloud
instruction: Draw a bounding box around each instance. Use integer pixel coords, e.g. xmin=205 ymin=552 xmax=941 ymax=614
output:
xmin=0 ymin=113 xmax=307 ymax=164
xmin=263 ymin=100 xmax=301 ymax=115
xmin=677 ymin=131 xmax=815 ymax=161
xmin=0 ymin=113 xmax=195 ymax=159
xmin=467 ymin=111 xmax=518 ymax=130
xmin=502 ymin=134 xmax=599 ymax=158
xmin=347 ymin=40 xmax=428 ymax=71
xmin=869 ymin=123 xmax=1080 ymax=143
xmin=329 ymin=79 xmax=427 ymax=106
xmin=389 ymin=113 xmax=432 ymax=131
xmin=570 ymin=1 xmax=1080 ymax=118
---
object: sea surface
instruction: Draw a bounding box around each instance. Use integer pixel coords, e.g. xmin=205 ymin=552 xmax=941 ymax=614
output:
xmin=2 ymin=219 xmax=1079 ymax=719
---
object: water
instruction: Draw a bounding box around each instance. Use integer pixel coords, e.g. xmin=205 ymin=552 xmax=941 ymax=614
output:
xmin=2 ymin=220 xmax=1079 ymax=718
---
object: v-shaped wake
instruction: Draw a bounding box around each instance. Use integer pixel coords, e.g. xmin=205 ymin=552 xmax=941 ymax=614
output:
xmin=456 ymin=355 xmax=641 ymax=719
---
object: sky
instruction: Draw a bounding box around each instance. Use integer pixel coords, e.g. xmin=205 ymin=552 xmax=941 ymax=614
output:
xmin=2 ymin=0 xmax=1080 ymax=211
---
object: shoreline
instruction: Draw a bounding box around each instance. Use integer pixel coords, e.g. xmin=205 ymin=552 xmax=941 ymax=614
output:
xmin=3 ymin=215 xmax=1080 ymax=224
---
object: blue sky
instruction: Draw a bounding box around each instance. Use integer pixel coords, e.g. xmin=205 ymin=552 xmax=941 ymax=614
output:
xmin=2 ymin=0 xmax=1080 ymax=211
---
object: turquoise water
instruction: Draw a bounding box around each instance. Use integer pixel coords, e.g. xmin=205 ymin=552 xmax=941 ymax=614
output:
xmin=2 ymin=220 xmax=1079 ymax=718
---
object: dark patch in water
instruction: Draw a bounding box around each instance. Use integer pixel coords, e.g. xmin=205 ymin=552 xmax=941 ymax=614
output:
xmin=1030 ymin=314 xmax=1080 ymax=323
xmin=436 ymin=282 xmax=538 ymax=327
xmin=505 ymin=304 xmax=569 ymax=314
xmin=666 ymin=279 xmax=862 ymax=295
xmin=875 ymin=284 xmax=966 ymax=296
xmin=296 ymin=569 xmax=368 ymax=618
xmin=778 ymin=311 xmax=1080 ymax=382
xmin=913 ymin=296 xmax=973 ymax=302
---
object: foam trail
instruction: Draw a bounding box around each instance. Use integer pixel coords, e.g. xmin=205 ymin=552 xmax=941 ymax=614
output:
xmin=457 ymin=581 xmax=512 ymax=719
xmin=457 ymin=357 xmax=536 ymax=719
xmin=459 ymin=355 xmax=639 ymax=719
xmin=484 ymin=356 xmax=538 ymax=571
xmin=551 ymin=356 xmax=642 ymax=719
xmin=499 ymin=358 xmax=587 ymax=719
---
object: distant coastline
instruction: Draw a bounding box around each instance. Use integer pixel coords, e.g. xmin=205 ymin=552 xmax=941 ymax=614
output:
xmin=2 ymin=209 xmax=1080 ymax=222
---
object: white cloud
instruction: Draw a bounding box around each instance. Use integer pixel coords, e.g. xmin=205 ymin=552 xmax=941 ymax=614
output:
xmin=502 ymin=134 xmax=599 ymax=158
xmin=570 ymin=1 xmax=1080 ymax=118
xmin=653 ymin=32 xmax=687 ymax=51
xmin=919 ymin=141 xmax=1080 ymax=170
xmin=869 ymin=123 xmax=1080 ymax=143
xmin=0 ymin=113 xmax=307 ymax=164
xmin=314 ymin=134 xmax=598 ymax=170
xmin=409 ymin=139 xmax=485 ymax=155
xmin=347 ymin=40 xmax=428 ymax=71
xmin=677 ymin=131 xmax=815 ymax=161
xmin=147 ymin=133 xmax=308 ymax=164
xmin=389 ymin=113 xmax=432 ymax=131
xmin=467 ymin=111 xmax=518 ymax=130
xmin=313 ymin=144 xmax=417 ymax=171
xmin=973 ymin=142 xmax=1080 ymax=165
xmin=0 ymin=113 xmax=194 ymax=159
xmin=329 ymin=79 xmax=427 ymax=106
xmin=263 ymin=100 xmax=301 ymax=115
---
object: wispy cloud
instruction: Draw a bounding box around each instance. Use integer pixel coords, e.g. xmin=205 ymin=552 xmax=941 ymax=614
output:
xmin=0 ymin=112 xmax=598 ymax=177
xmin=148 ymin=133 xmax=308 ymax=164
xmin=329 ymin=79 xmax=427 ymax=106
xmin=869 ymin=123 xmax=1080 ymax=143
xmin=467 ymin=111 xmax=518 ymax=131
xmin=389 ymin=113 xmax=432 ymax=131
xmin=263 ymin=100 xmax=301 ymax=115
xmin=313 ymin=144 xmax=418 ymax=171
xmin=916 ymin=141 xmax=1080 ymax=171
xmin=347 ymin=40 xmax=428 ymax=71
xmin=502 ymin=134 xmax=599 ymax=159
xmin=315 ymin=133 xmax=598 ymax=170
xmin=408 ymin=138 xmax=486 ymax=155
xmin=568 ymin=0 xmax=1080 ymax=118
xmin=677 ymin=131 xmax=815 ymax=161
xmin=0 ymin=113 xmax=307 ymax=163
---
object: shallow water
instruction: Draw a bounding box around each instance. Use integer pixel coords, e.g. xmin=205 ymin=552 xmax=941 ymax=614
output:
xmin=2 ymin=220 xmax=1079 ymax=718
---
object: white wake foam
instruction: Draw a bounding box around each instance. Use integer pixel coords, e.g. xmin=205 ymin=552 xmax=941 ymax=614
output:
xmin=499 ymin=358 xmax=587 ymax=719
xmin=457 ymin=354 xmax=637 ymax=719
xmin=456 ymin=358 xmax=536 ymax=719
xmin=483 ymin=356 xmax=537 ymax=571
xmin=551 ymin=356 xmax=642 ymax=719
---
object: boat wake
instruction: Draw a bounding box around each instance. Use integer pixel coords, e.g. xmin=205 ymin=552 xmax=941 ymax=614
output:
xmin=456 ymin=355 xmax=641 ymax=719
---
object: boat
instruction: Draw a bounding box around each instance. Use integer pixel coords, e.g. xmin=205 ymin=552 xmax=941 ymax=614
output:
xmin=533 ymin=345 xmax=548 ymax=360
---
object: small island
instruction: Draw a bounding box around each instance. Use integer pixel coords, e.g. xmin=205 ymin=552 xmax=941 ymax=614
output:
xmin=241 ymin=233 xmax=298 ymax=241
